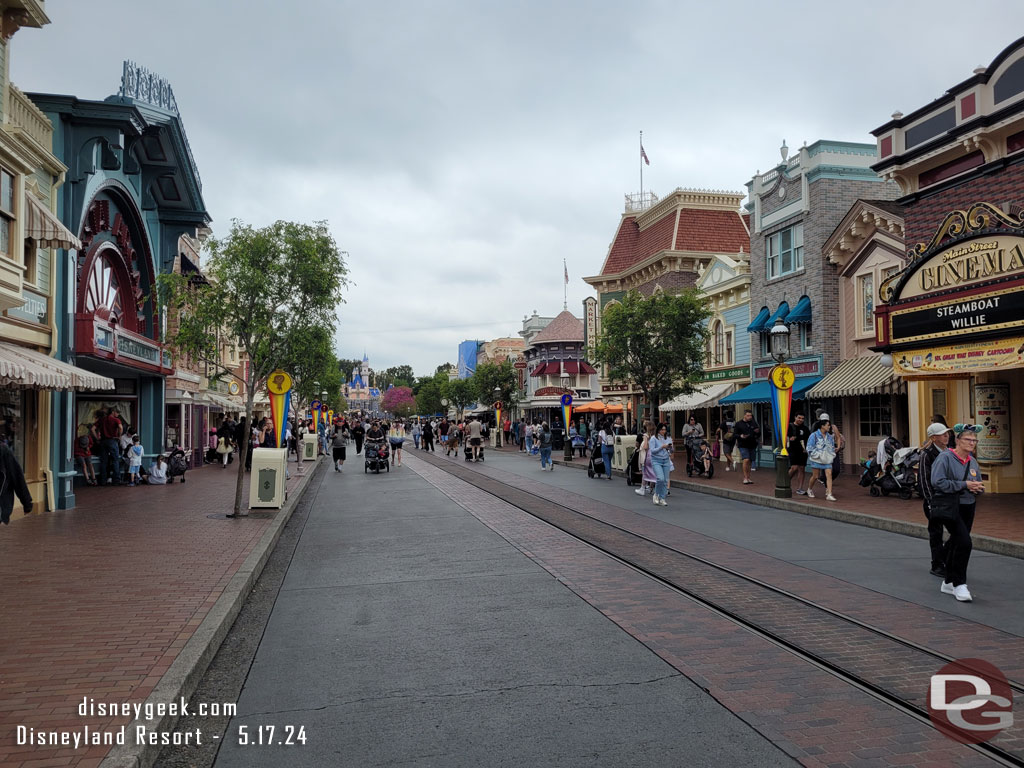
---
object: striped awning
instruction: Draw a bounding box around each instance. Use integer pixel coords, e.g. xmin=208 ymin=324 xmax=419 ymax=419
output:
xmin=202 ymin=392 xmax=240 ymax=411
xmin=25 ymin=194 xmax=82 ymax=251
xmin=660 ymin=381 xmax=737 ymax=412
xmin=0 ymin=342 xmax=114 ymax=390
xmin=807 ymin=356 xmax=901 ymax=399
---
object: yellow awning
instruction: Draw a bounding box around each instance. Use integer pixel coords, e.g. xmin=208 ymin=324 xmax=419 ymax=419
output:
xmin=0 ymin=342 xmax=114 ymax=390
xmin=807 ymin=356 xmax=902 ymax=399
xmin=25 ymin=194 xmax=82 ymax=251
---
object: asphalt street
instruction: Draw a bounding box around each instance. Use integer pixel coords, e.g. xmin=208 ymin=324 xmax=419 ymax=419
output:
xmin=209 ymin=457 xmax=796 ymax=768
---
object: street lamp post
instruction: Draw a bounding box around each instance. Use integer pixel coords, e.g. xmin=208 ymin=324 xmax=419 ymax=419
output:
xmin=769 ymin=321 xmax=793 ymax=499
xmin=561 ymin=373 xmax=573 ymax=462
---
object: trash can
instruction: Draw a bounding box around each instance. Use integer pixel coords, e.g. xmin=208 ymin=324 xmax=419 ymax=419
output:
xmin=301 ymin=433 xmax=318 ymax=461
xmin=613 ymin=435 xmax=637 ymax=471
xmin=249 ymin=448 xmax=288 ymax=509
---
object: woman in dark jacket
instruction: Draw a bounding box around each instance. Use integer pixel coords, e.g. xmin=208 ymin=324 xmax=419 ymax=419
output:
xmin=1 ymin=442 xmax=33 ymax=524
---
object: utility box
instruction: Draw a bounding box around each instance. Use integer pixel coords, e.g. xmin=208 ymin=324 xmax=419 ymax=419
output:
xmin=301 ymin=433 xmax=318 ymax=461
xmin=613 ymin=435 xmax=637 ymax=471
xmin=249 ymin=448 xmax=287 ymax=509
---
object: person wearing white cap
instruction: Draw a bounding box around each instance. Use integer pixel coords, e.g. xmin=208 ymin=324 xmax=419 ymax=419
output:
xmin=805 ymin=413 xmax=838 ymax=501
xmin=919 ymin=421 xmax=952 ymax=578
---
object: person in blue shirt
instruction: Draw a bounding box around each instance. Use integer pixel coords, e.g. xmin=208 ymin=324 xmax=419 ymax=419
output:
xmin=648 ymin=423 xmax=674 ymax=506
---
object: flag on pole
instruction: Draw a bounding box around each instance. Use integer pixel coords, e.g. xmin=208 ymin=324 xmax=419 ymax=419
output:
xmin=564 ymin=260 xmax=569 ymax=285
xmin=641 ymin=144 xmax=650 ymax=166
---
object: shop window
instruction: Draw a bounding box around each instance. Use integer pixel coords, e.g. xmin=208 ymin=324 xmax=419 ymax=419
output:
xmin=713 ymin=321 xmax=725 ymax=366
xmin=859 ymin=273 xmax=874 ymax=333
xmin=0 ymin=388 xmax=25 ymax=468
xmin=766 ymin=223 xmax=803 ymax=279
xmin=800 ymin=324 xmax=813 ymax=351
xmin=725 ymin=331 xmax=733 ymax=365
xmin=0 ymin=168 xmax=14 ymax=258
xmin=24 ymin=241 xmax=37 ymax=285
xmin=859 ymin=394 xmax=892 ymax=438
xmin=760 ymin=333 xmax=770 ymax=358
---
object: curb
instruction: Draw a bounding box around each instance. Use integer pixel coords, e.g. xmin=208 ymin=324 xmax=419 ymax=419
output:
xmin=98 ymin=458 xmax=324 ymax=768
xmin=547 ymin=455 xmax=1024 ymax=561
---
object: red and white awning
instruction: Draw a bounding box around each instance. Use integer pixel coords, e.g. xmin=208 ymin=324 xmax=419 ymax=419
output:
xmin=25 ymin=194 xmax=82 ymax=251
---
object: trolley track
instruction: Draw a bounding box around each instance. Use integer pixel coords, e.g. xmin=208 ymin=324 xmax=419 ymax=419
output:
xmin=416 ymin=451 xmax=1024 ymax=766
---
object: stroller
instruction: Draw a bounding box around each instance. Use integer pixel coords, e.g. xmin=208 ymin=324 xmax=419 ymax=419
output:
xmin=863 ymin=445 xmax=918 ymax=500
xmin=168 ymin=448 xmax=189 ymax=483
xmin=625 ymin=446 xmax=643 ymax=486
xmin=587 ymin=443 xmax=607 ymax=478
xmin=364 ymin=439 xmax=390 ymax=474
xmin=464 ymin=440 xmax=485 ymax=462
xmin=685 ymin=436 xmax=715 ymax=479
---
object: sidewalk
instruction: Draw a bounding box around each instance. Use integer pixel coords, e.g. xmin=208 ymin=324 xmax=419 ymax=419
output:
xmin=0 ymin=458 xmax=321 ymax=768
xmin=493 ymin=445 xmax=1024 ymax=557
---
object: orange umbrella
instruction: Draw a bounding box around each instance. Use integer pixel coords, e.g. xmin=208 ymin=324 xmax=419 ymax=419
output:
xmin=573 ymin=401 xmax=606 ymax=413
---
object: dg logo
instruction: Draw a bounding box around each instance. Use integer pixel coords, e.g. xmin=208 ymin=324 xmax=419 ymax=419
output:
xmin=929 ymin=658 xmax=1013 ymax=743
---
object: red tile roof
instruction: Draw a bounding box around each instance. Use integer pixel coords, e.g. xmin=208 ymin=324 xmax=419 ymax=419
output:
xmin=676 ymin=209 xmax=749 ymax=253
xmin=600 ymin=206 xmax=749 ymax=277
xmin=530 ymin=310 xmax=584 ymax=344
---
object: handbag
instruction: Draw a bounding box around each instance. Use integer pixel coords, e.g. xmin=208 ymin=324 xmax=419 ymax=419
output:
xmin=928 ymin=461 xmax=971 ymax=521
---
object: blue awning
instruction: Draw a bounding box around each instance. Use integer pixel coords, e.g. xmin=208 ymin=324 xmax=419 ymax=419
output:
xmin=765 ymin=301 xmax=790 ymax=328
xmin=719 ymin=376 xmax=823 ymax=405
xmin=747 ymin=306 xmax=771 ymax=333
xmin=786 ymin=295 xmax=812 ymax=325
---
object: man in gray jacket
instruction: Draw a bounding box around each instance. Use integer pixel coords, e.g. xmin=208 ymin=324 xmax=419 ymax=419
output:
xmin=918 ymin=422 xmax=952 ymax=578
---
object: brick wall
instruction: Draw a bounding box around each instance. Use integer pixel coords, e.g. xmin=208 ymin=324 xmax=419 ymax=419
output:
xmin=750 ymin=177 xmax=899 ymax=373
xmin=903 ymin=161 xmax=1024 ymax=248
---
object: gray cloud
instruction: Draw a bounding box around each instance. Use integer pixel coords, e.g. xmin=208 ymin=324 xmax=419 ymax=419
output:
xmin=12 ymin=0 xmax=1024 ymax=375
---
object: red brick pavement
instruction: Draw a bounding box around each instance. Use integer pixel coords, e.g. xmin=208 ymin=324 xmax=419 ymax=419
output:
xmin=0 ymin=461 xmax=312 ymax=768
xmin=408 ymin=454 xmax=997 ymax=767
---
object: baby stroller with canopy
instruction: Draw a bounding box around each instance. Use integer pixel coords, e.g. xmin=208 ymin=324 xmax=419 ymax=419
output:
xmin=364 ymin=438 xmax=390 ymax=474
xmin=587 ymin=442 xmax=607 ymax=478
xmin=168 ymin=448 xmax=189 ymax=483
xmin=685 ymin=436 xmax=714 ymax=478
xmin=625 ymin=445 xmax=643 ymax=486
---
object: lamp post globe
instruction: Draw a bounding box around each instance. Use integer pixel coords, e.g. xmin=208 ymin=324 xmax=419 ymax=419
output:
xmin=770 ymin=320 xmax=791 ymax=363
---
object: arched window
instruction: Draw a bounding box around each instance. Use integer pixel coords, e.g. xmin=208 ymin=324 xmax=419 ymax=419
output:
xmin=714 ymin=321 xmax=725 ymax=366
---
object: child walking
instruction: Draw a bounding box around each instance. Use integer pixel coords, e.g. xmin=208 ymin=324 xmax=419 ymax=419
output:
xmin=128 ymin=435 xmax=144 ymax=486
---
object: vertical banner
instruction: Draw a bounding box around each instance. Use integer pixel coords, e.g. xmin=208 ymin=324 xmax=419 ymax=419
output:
xmin=267 ymin=370 xmax=294 ymax=450
xmin=560 ymin=393 xmax=573 ymax=435
xmin=974 ymin=383 xmax=1011 ymax=464
xmin=768 ymin=365 xmax=794 ymax=456
xmin=493 ymin=401 xmax=502 ymax=436
xmin=328 ymin=409 xmax=334 ymax=428
xmin=310 ymin=399 xmax=322 ymax=434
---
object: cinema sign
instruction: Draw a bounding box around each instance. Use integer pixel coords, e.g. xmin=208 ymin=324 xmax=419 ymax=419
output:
xmin=900 ymin=236 xmax=1024 ymax=299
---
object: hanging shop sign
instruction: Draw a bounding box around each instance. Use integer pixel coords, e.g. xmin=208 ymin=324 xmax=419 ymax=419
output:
xmin=892 ymin=335 xmax=1024 ymax=376
xmin=889 ymin=286 xmax=1024 ymax=345
xmin=753 ymin=357 xmax=821 ymax=381
xmin=701 ymin=365 xmax=750 ymax=382
xmin=974 ymin=383 xmax=1011 ymax=464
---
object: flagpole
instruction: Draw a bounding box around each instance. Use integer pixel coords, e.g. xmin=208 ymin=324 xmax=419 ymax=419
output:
xmin=640 ymin=130 xmax=643 ymax=198
xmin=563 ymin=258 xmax=568 ymax=310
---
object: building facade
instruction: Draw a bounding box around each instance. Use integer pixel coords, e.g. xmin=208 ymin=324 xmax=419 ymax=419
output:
xmin=722 ymin=140 xmax=898 ymax=466
xmin=872 ymin=35 xmax=1024 ymax=493
xmin=809 ymin=200 xmax=909 ymax=463
xmin=31 ymin=61 xmax=210 ymax=508
xmin=584 ymin=188 xmax=750 ymax=424
xmin=0 ymin=2 xmax=112 ymax=516
xmin=521 ymin=310 xmax=597 ymax=426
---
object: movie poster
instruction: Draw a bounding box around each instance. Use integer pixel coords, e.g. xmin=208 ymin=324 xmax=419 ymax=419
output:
xmin=974 ymin=384 xmax=1011 ymax=464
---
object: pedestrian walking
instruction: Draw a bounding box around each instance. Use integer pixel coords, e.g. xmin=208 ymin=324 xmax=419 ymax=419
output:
xmin=332 ymin=424 xmax=349 ymax=472
xmin=421 ymin=420 xmax=434 ymax=452
xmin=467 ymin=416 xmax=484 ymax=462
xmin=412 ymin=422 xmax=421 ymax=449
xmin=930 ymin=423 xmax=984 ymax=602
xmin=806 ymin=414 xmax=837 ymax=501
xmin=787 ymin=413 xmax=810 ymax=494
xmin=503 ymin=418 xmax=511 ymax=446
xmin=718 ymin=411 xmax=736 ymax=472
xmin=733 ymin=410 xmax=760 ymax=484
xmin=390 ymin=428 xmax=405 ymax=466
xmin=523 ymin=421 xmax=534 ymax=453
xmin=0 ymin=440 xmax=33 ymax=524
xmin=649 ymin=422 xmax=673 ymax=506
xmin=352 ymin=420 xmax=365 ymax=455
xmin=538 ymin=422 xmax=553 ymax=470
xmin=598 ymin=418 xmax=616 ymax=482
xmin=635 ymin=421 xmax=657 ymax=496
xmin=919 ymin=422 xmax=953 ymax=578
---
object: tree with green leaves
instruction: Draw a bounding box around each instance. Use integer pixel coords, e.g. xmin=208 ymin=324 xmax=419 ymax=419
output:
xmin=415 ymin=378 xmax=443 ymax=417
xmin=282 ymin=324 xmax=343 ymax=418
xmin=592 ymin=289 xmax=710 ymax=413
xmin=445 ymin=378 xmax=476 ymax=419
xmin=379 ymin=364 xmax=415 ymax=391
xmin=470 ymin=360 xmax=520 ymax=414
xmin=159 ymin=219 xmax=348 ymax=517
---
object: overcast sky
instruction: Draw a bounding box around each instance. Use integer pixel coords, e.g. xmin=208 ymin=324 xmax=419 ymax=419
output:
xmin=12 ymin=1 xmax=1024 ymax=377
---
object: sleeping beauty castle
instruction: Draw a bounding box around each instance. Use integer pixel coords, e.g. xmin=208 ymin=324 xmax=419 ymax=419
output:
xmin=345 ymin=354 xmax=382 ymax=414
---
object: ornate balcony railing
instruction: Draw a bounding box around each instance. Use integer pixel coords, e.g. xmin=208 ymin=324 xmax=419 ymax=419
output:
xmin=7 ymin=84 xmax=53 ymax=152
